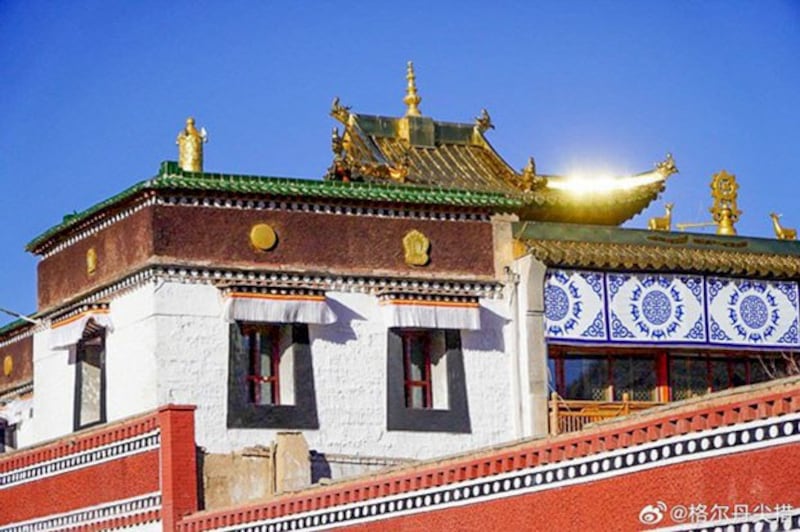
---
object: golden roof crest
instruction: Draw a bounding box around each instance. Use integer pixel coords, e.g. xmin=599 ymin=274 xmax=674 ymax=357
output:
xmin=403 ymin=61 xmax=422 ymax=117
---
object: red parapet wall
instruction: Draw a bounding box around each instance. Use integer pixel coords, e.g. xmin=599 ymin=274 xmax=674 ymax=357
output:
xmin=176 ymin=382 xmax=800 ymax=532
xmin=0 ymin=404 xmax=197 ymax=532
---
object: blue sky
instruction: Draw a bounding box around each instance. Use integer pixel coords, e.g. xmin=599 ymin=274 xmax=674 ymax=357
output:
xmin=1 ymin=2 xmax=799 ymax=325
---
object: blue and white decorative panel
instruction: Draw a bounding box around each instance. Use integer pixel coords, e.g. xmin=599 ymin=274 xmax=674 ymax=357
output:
xmin=607 ymin=273 xmax=705 ymax=343
xmin=707 ymin=277 xmax=800 ymax=347
xmin=544 ymin=270 xmax=606 ymax=341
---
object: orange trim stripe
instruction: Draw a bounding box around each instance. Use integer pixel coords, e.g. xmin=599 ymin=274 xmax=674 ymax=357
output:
xmin=52 ymin=309 xmax=110 ymax=329
xmin=228 ymin=292 xmax=326 ymax=302
xmin=380 ymin=299 xmax=479 ymax=309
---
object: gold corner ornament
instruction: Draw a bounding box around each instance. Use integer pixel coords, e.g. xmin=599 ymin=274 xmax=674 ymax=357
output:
xmin=770 ymin=213 xmax=797 ymax=241
xmin=403 ymin=61 xmax=422 ymax=117
xmin=176 ymin=117 xmax=208 ymax=172
xmin=330 ymin=97 xmax=351 ymax=124
xmin=648 ymin=202 xmax=674 ymax=232
xmin=474 ymin=109 xmax=494 ymax=133
xmin=86 ymin=247 xmax=97 ymax=276
xmin=710 ymin=170 xmax=741 ymax=236
xmin=519 ymin=157 xmax=546 ymax=193
xmin=403 ymin=230 xmax=430 ymax=266
xmin=2 ymin=355 xmax=12 ymax=377
xmin=655 ymin=153 xmax=678 ymax=177
xmin=250 ymin=223 xmax=278 ymax=251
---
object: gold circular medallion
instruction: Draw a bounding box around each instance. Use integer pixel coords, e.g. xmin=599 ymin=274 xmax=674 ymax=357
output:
xmin=250 ymin=223 xmax=277 ymax=251
xmin=2 ymin=355 xmax=12 ymax=377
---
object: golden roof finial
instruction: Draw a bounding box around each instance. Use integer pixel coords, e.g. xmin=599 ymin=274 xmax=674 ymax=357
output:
xmin=709 ymin=169 xmax=741 ymax=236
xmin=403 ymin=61 xmax=422 ymax=117
xmin=176 ymin=117 xmax=208 ymax=172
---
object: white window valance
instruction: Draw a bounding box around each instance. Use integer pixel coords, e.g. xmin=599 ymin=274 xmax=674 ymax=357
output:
xmin=380 ymin=298 xmax=481 ymax=330
xmin=222 ymin=292 xmax=337 ymax=325
xmin=49 ymin=310 xmax=113 ymax=350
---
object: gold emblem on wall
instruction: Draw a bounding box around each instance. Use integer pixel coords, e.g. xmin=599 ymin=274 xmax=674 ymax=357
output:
xmin=86 ymin=247 xmax=97 ymax=276
xmin=403 ymin=229 xmax=430 ymax=266
xmin=250 ymin=223 xmax=278 ymax=251
xmin=3 ymin=355 xmax=12 ymax=377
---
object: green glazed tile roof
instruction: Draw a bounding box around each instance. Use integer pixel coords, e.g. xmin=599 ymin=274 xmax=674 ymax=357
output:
xmin=27 ymin=161 xmax=521 ymax=253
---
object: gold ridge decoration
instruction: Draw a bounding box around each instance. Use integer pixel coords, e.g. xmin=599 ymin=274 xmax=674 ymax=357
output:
xmin=86 ymin=247 xmax=97 ymax=276
xmin=3 ymin=355 xmax=12 ymax=377
xmin=403 ymin=229 xmax=430 ymax=266
xmin=474 ymin=109 xmax=494 ymax=133
xmin=770 ymin=213 xmax=797 ymax=241
xmin=250 ymin=223 xmax=278 ymax=251
xmin=709 ymin=170 xmax=741 ymax=236
xmin=648 ymin=203 xmax=674 ymax=232
xmin=176 ymin=117 xmax=208 ymax=172
xmin=524 ymin=238 xmax=800 ymax=278
xmin=403 ymin=61 xmax=422 ymax=117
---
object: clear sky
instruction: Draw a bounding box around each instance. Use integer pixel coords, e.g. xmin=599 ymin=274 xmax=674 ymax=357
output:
xmin=1 ymin=1 xmax=799 ymax=326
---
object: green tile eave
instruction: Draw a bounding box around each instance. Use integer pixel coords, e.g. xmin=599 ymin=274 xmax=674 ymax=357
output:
xmin=513 ymin=220 xmax=800 ymax=257
xmin=26 ymin=161 xmax=521 ymax=252
xmin=0 ymin=318 xmax=32 ymax=338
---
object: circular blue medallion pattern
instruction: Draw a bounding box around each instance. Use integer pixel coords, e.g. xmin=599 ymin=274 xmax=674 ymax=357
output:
xmin=740 ymin=294 xmax=768 ymax=329
xmin=545 ymin=285 xmax=569 ymax=321
xmin=641 ymin=290 xmax=671 ymax=326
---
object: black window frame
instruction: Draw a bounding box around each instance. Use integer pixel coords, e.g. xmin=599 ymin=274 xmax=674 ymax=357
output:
xmin=73 ymin=329 xmax=107 ymax=432
xmin=227 ymin=322 xmax=319 ymax=429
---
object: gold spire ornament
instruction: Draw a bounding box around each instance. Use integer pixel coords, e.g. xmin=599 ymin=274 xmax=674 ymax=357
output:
xmin=176 ymin=117 xmax=208 ymax=172
xmin=709 ymin=170 xmax=741 ymax=236
xmin=403 ymin=61 xmax=422 ymax=117
xmin=520 ymin=157 xmax=546 ymax=192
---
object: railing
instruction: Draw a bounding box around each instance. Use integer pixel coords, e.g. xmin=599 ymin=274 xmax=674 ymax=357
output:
xmin=549 ymin=392 xmax=664 ymax=435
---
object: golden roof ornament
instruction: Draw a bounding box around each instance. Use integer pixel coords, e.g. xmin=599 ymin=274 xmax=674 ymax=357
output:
xmin=520 ymin=157 xmax=546 ymax=192
xmin=648 ymin=202 xmax=674 ymax=231
xmin=770 ymin=213 xmax=796 ymax=240
xmin=176 ymin=117 xmax=208 ymax=172
xmin=655 ymin=153 xmax=678 ymax=177
xmin=709 ymin=170 xmax=741 ymax=236
xmin=475 ymin=109 xmax=494 ymax=133
xmin=403 ymin=61 xmax=422 ymax=117
xmin=330 ymin=97 xmax=351 ymax=124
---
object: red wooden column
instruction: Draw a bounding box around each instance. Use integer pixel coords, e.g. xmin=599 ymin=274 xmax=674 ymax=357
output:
xmin=158 ymin=404 xmax=198 ymax=531
xmin=656 ymin=351 xmax=669 ymax=402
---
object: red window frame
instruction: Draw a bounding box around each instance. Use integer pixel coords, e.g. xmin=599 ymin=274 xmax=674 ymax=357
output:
xmin=242 ymin=324 xmax=281 ymax=406
xmin=401 ymin=331 xmax=433 ymax=409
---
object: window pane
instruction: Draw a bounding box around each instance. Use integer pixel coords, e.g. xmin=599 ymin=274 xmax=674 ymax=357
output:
xmin=408 ymin=336 xmax=426 ymax=381
xmin=750 ymin=357 xmax=774 ymax=384
xmin=670 ymin=356 xmax=708 ymax=401
xmin=613 ymin=357 xmax=656 ymax=401
xmin=247 ymin=327 xmax=279 ymax=406
xmin=710 ymin=359 xmax=730 ymax=391
xmin=731 ymin=360 xmax=747 ymax=388
xmin=408 ymin=385 xmax=425 ymax=409
xmin=78 ymin=339 xmax=104 ymax=427
xmin=547 ymin=357 xmax=556 ymax=393
xmin=564 ymin=357 xmax=608 ymax=401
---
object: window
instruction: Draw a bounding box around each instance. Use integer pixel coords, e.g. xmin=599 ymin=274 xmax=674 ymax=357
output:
xmin=74 ymin=330 xmax=106 ymax=431
xmin=386 ymin=328 xmax=470 ymax=432
xmin=551 ymin=353 xmax=657 ymax=402
xmin=0 ymin=420 xmax=16 ymax=452
xmin=241 ymin=324 xmax=292 ymax=406
xmin=227 ymin=322 xmax=318 ymax=429
xmin=669 ymin=354 xmax=785 ymax=401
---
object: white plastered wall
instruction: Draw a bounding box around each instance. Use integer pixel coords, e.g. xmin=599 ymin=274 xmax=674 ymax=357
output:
xmin=30 ymin=284 xmax=160 ymax=445
xmin=30 ymin=280 xmax=515 ymax=460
